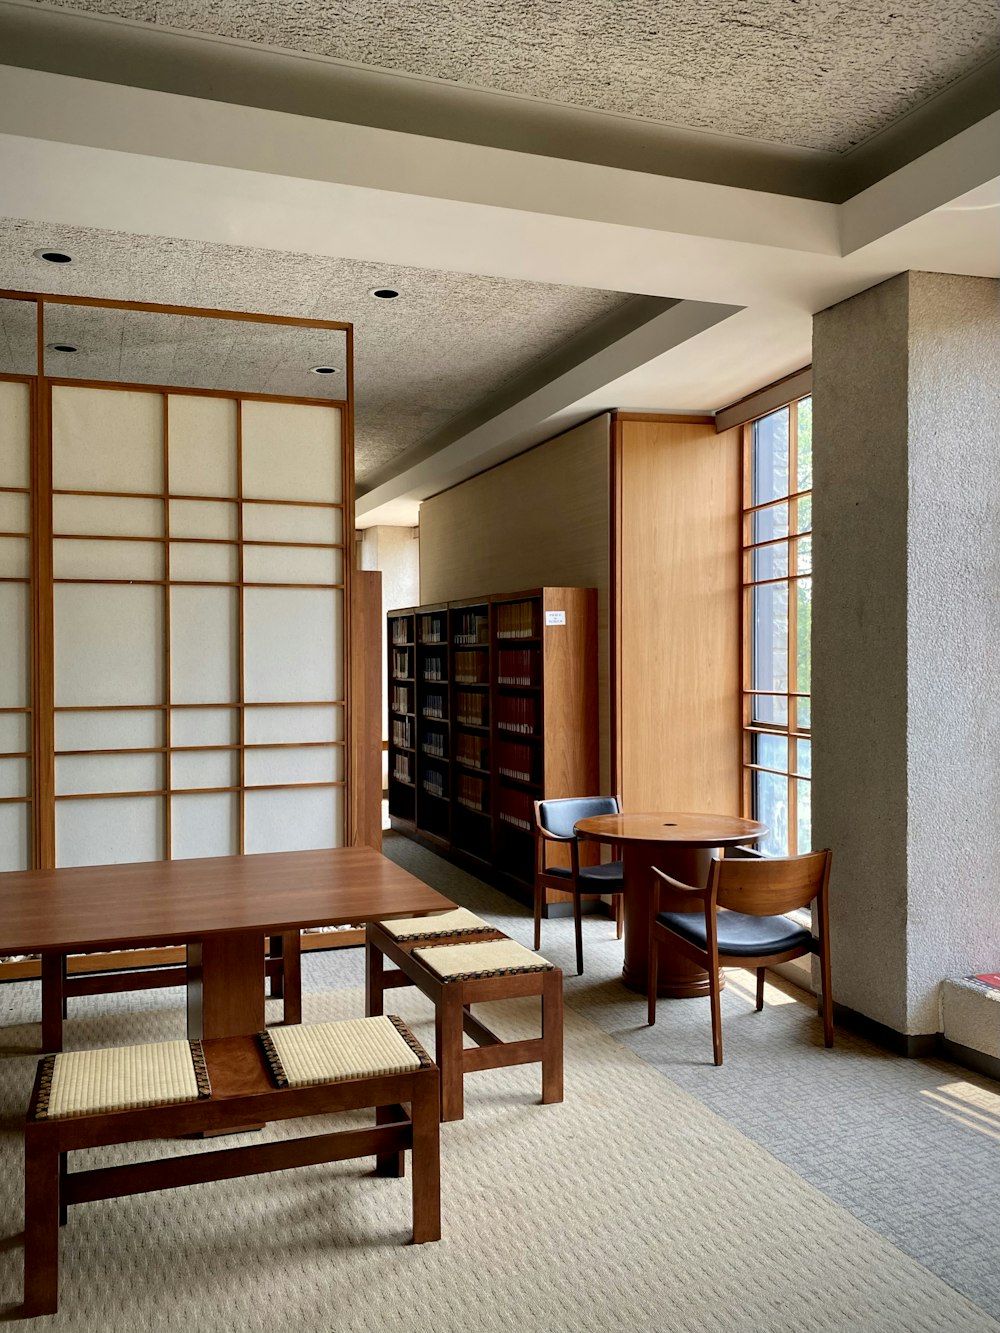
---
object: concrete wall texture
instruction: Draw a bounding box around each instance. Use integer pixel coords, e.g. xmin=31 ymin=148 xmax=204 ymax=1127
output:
xmin=813 ymin=270 xmax=1000 ymax=1035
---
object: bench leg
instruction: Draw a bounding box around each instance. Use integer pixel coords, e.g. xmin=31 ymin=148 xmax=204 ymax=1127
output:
xmin=374 ymin=1103 xmax=406 ymax=1178
xmin=365 ymin=937 xmax=385 ymax=1017
xmin=436 ymin=989 xmax=464 ymax=1123
xmin=280 ymin=932 xmax=302 ymax=1026
xmin=23 ymin=1130 xmax=60 ymax=1317
xmin=40 ymin=952 xmax=65 ymax=1054
xmin=410 ymin=1074 xmax=441 ymax=1244
xmin=541 ymin=971 xmax=564 ymax=1106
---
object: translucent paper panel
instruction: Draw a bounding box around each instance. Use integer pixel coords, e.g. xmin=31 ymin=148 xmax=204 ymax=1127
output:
xmin=170 ymin=707 xmax=238 ymax=747
xmin=52 ymin=387 xmax=163 ymax=494
xmin=169 ymin=542 xmax=238 ymax=583
xmin=53 ymin=494 xmax=164 ymax=539
xmin=170 ymin=587 xmax=238 ymax=704
xmin=244 ymin=704 xmax=342 ymax=745
xmin=244 ymin=588 xmax=342 ymax=702
xmin=0 ymin=802 xmax=30 ymax=871
xmin=0 ymin=712 xmax=29 ymax=753
xmin=0 ymin=491 xmax=30 ymax=533
xmin=243 ymin=504 xmax=342 ymax=545
xmin=57 ymin=795 xmax=163 ymax=867
xmin=241 ymin=401 xmax=341 ymax=503
xmin=243 ymin=545 xmax=343 ymax=585
xmin=56 ymin=709 xmax=163 ymax=752
xmin=0 ymin=584 xmax=30 ymax=707
xmin=56 ymin=752 xmax=162 ymax=796
xmin=171 ymin=749 xmax=237 ymax=791
xmin=0 ymin=536 xmax=29 ymax=578
xmin=245 ymin=745 xmax=342 ymax=787
xmin=167 ymin=395 xmax=237 ymax=497
xmin=54 ymin=584 xmax=164 ymax=707
xmin=0 ymin=379 xmax=31 ymax=488
xmin=54 ymin=538 xmax=163 ymax=582
xmin=169 ymin=499 xmax=238 ymax=541
xmin=244 ymin=785 xmax=343 ymax=854
xmin=0 ymin=758 xmax=29 ymax=798
xmin=171 ymin=792 xmax=239 ymax=859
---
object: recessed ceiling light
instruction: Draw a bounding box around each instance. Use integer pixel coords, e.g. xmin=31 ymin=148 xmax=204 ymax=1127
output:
xmin=46 ymin=342 xmax=79 ymax=354
xmin=370 ymin=287 xmax=399 ymax=300
xmin=309 ymin=365 xmax=338 ymax=375
xmin=34 ymin=249 xmax=74 ymax=264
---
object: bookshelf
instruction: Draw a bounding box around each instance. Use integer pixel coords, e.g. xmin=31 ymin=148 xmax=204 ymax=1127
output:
xmin=387 ymin=587 xmax=598 ymax=900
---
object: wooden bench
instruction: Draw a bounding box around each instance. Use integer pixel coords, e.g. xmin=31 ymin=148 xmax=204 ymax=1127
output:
xmin=365 ymin=908 xmax=563 ymax=1123
xmin=22 ymin=1016 xmax=441 ymax=1317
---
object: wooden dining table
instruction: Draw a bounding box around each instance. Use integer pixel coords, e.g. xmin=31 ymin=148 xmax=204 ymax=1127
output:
xmin=0 ymin=847 xmax=455 ymax=1050
xmin=574 ymin=812 xmax=767 ymax=996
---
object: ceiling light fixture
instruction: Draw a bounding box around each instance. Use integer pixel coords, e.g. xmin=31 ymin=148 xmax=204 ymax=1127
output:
xmin=309 ymin=365 xmax=339 ymax=375
xmin=370 ymin=287 xmax=400 ymax=300
xmin=34 ymin=249 xmax=74 ymax=264
xmin=47 ymin=342 xmax=79 ymax=354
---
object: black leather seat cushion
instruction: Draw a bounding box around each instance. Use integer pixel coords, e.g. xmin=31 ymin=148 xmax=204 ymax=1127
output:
xmin=546 ymin=860 xmax=625 ymax=890
xmin=657 ymin=909 xmax=814 ymax=958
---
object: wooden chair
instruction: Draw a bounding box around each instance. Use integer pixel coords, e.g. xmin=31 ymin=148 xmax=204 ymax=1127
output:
xmin=646 ymin=848 xmax=833 ymax=1065
xmin=533 ymin=796 xmax=625 ymax=975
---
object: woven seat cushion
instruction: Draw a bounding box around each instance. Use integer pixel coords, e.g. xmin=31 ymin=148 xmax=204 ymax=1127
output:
xmin=414 ymin=938 xmax=554 ymax=981
xmin=259 ymin=1015 xmax=429 ymax=1089
xmin=657 ymin=910 xmax=814 ymax=959
xmin=380 ymin=907 xmax=494 ymax=941
xmin=545 ymin=860 xmax=625 ymax=889
xmin=34 ymin=1039 xmax=210 ymax=1120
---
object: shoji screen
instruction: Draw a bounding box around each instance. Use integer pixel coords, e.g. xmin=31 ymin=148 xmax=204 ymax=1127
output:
xmin=50 ymin=385 xmax=345 ymax=867
xmin=0 ymin=378 xmax=32 ymax=871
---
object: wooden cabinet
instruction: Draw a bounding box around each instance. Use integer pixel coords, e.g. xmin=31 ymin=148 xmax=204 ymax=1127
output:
xmin=387 ymin=587 xmax=598 ymax=899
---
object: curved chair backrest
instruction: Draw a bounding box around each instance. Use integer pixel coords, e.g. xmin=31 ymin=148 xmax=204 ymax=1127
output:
xmin=536 ymin=795 xmax=620 ymax=841
xmin=714 ymin=848 xmax=832 ymax=917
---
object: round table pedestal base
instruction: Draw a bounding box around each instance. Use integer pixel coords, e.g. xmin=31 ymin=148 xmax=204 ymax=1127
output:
xmin=621 ymin=960 xmax=723 ymax=998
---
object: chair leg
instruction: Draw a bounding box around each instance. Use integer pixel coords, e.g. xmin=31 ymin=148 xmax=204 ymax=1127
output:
xmin=615 ymin=893 xmax=624 ymax=940
xmin=540 ymin=970 xmax=564 ymax=1105
xmin=572 ymin=891 xmax=584 ymax=976
xmin=709 ymin=966 xmax=724 ymax=1066
xmin=533 ymin=878 xmax=542 ymax=952
xmin=819 ymin=942 xmax=834 ymax=1048
xmin=647 ymin=930 xmax=658 ymax=1026
xmin=756 ymin=967 xmax=765 ymax=1011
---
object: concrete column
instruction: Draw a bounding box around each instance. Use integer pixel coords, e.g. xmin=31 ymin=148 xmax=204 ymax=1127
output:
xmin=812 ymin=271 xmax=1000 ymax=1042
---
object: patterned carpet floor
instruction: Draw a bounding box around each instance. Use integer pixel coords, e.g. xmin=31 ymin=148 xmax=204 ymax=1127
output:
xmin=0 ymin=832 xmax=996 ymax=1332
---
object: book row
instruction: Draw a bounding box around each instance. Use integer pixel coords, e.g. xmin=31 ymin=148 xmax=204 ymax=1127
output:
xmin=496 ymin=602 xmax=537 ymax=640
xmin=496 ymin=696 xmax=538 ymax=735
xmin=497 ymin=649 xmax=539 ymax=687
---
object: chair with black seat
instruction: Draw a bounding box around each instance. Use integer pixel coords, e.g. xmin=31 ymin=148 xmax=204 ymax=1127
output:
xmin=533 ymin=796 xmax=625 ymax=976
xmin=646 ymin=848 xmax=833 ymax=1065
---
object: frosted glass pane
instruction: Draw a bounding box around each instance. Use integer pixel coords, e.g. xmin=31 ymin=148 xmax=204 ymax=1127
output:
xmin=167 ymin=395 xmax=237 ymax=497
xmin=0 ymin=536 xmax=29 ymax=578
xmin=244 ymin=588 xmax=342 ymax=702
xmin=0 ymin=802 xmax=30 ymax=871
xmin=169 ymin=541 xmax=238 ymax=583
xmin=52 ymin=386 xmax=163 ymax=493
xmin=245 ymin=745 xmax=342 ymax=786
xmin=171 ymin=748 xmax=237 ymax=790
xmin=54 ymin=584 xmax=163 ymax=706
xmin=57 ymin=795 xmax=163 ymax=867
xmin=56 ymin=752 xmax=162 ymax=796
xmin=56 ymin=709 xmax=163 ymax=752
xmin=170 ymin=707 xmax=238 ymax=747
xmin=169 ymin=498 xmax=238 ymax=540
xmin=171 ymin=792 xmax=239 ymax=859
xmin=170 ymin=586 xmax=238 ymax=704
xmin=0 ymin=380 xmax=30 ymax=489
xmin=241 ymin=401 xmax=341 ymax=503
xmin=0 ymin=584 xmax=30 ymax=707
xmin=244 ymin=704 xmax=342 ymax=745
xmin=243 ymin=545 xmax=343 ymax=585
xmin=242 ymin=504 xmax=342 ymax=545
xmin=54 ymin=538 xmax=163 ymax=581
xmin=54 ymin=494 xmax=163 ymax=538
xmin=244 ymin=785 xmax=343 ymax=854
xmin=0 ymin=491 xmax=30 ymax=533
xmin=0 ymin=712 xmax=29 ymax=753
xmin=0 ymin=757 xmax=29 ymax=798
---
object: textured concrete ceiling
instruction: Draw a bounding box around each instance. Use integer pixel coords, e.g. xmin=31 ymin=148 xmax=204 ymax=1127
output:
xmin=0 ymin=218 xmax=629 ymax=482
xmin=28 ymin=0 xmax=1000 ymax=153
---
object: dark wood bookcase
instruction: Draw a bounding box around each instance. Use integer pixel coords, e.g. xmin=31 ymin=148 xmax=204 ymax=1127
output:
xmin=387 ymin=587 xmax=598 ymax=900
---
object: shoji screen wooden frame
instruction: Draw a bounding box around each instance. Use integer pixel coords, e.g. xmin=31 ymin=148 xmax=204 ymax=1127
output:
xmin=0 ymin=290 xmax=369 ymax=978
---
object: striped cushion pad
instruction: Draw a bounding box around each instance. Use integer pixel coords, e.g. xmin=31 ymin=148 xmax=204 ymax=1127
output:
xmin=259 ymin=1015 xmax=428 ymax=1089
xmin=380 ymin=907 xmax=495 ymax=941
xmin=414 ymin=938 xmax=554 ymax=981
xmin=35 ymin=1040 xmax=210 ymax=1120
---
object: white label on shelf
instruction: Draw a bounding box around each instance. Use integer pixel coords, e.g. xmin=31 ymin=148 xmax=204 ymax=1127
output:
xmin=544 ymin=610 xmax=566 ymax=626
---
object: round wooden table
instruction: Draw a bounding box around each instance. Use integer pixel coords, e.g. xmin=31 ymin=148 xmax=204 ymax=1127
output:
xmin=574 ymin=812 xmax=768 ymax=997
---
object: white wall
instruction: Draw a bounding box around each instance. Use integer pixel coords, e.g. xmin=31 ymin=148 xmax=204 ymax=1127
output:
xmin=358 ymin=523 xmax=419 ymax=785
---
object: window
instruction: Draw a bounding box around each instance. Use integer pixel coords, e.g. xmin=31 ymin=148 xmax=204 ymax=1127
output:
xmin=742 ymin=395 xmax=812 ymax=855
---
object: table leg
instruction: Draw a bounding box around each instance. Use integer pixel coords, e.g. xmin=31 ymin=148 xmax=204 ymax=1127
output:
xmin=187 ymin=932 xmax=266 ymax=1040
xmin=621 ymin=845 xmax=724 ymax=998
xmin=40 ymin=952 xmax=65 ymax=1054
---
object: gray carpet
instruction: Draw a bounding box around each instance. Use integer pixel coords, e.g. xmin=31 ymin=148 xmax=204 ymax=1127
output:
xmin=0 ymin=832 xmax=996 ymax=1331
